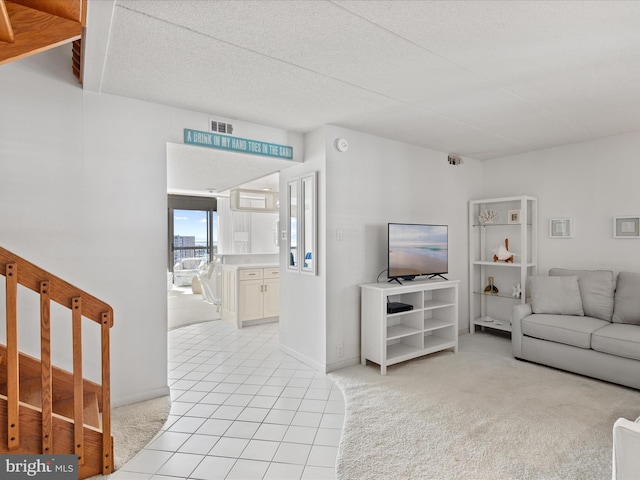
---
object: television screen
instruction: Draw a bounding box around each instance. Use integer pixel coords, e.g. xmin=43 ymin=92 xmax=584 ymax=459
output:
xmin=388 ymin=223 xmax=448 ymax=280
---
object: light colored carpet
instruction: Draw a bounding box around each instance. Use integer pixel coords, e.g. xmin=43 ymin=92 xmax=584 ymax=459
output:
xmin=329 ymin=332 xmax=640 ymax=480
xmin=89 ymin=395 xmax=171 ymax=479
xmin=110 ymin=396 xmax=171 ymax=470
xmin=168 ymin=286 xmax=220 ymax=330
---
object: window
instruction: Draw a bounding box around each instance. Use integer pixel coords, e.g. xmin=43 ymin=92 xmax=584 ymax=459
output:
xmin=168 ymin=195 xmax=217 ymax=271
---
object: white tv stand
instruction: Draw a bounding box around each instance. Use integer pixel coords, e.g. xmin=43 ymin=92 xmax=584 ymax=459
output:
xmin=360 ymin=279 xmax=459 ymax=375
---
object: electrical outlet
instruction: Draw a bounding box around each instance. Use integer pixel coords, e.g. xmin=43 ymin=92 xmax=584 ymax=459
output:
xmin=336 ymin=228 xmax=344 ymax=241
xmin=337 ymin=343 xmax=344 ymax=358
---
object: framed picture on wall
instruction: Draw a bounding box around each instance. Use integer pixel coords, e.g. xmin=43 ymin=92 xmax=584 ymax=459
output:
xmin=549 ymin=218 xmax=573 ymax=238
xmin=614 ymin=216 xmax=640 ymax=238
xmin=507 ymin=210 xmax=521 ymax=224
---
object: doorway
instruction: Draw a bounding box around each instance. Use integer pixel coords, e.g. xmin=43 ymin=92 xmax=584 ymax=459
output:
xmin=168 ymin=194 xmax=220 ymax=329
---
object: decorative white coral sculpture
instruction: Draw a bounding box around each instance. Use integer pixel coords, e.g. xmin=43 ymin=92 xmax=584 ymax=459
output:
xmin=479 ymin=209 xmax=497 ymax=224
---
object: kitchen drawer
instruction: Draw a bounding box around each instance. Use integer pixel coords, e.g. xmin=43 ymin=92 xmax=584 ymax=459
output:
xmin=263 ymin=268 xmax=280 ymax=279
xmin=239 ymin=268 xmax=263 ymax=281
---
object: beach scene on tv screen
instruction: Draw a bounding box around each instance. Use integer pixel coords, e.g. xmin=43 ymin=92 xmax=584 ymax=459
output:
xmin=389 ymin=224 xmax=448 ymax=276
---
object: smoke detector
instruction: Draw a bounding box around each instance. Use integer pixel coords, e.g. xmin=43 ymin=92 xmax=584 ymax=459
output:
xmin=335 ymin=138 xmax=349 ymax=153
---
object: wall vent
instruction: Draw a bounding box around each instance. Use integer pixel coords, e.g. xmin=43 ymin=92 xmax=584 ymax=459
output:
xmin=210 ymin=120 xmax=234 ymax=135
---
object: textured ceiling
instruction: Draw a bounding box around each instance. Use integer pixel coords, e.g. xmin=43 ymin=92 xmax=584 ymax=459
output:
xmin=85 ymin=0 xmax=640 ymax=167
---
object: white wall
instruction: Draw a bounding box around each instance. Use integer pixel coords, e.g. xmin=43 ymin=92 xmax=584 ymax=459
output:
xmin=279 ymin=124 xmax=485 ymax=372
xmin=278 ymin=128 xmax=327 ymax=370
xmin=250 ymin=211 xmax=279 ymax=253
xmin=481 ymin=132 xmax=640 ymax=275
xmin=0 ymin=46 xmax=300 ymax=406
xmin=322 ymin=126 xmax=484 ymax=370
xmin=216 ymin=197 xmax=279 ymax=255
xmin=0 ymin=48 xmax=175 ymax=405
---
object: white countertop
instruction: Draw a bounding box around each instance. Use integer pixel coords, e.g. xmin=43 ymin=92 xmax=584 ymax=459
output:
xmin=221 ymin=263 xmax=279 ymax=269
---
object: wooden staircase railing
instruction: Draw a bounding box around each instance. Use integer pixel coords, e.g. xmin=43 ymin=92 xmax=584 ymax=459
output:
xmin=0 ymin=246 xmax=113 ymax=478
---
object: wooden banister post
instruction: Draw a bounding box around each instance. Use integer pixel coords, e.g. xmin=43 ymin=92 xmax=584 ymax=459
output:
xmin=72 ymin=296 xmax=84 ymax=465
xmin=6 ymin=262 xmax=19 ymax=450
xmin=40 ymin=281 xmax=53 ymax=454
xmin=101 ymin=311 xmax=112 ymax=475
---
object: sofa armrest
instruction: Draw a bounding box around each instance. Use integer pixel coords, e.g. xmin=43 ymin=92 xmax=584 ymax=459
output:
xmin=511 ymin=303 xmax=532 ymax=358
xmin=613 ymin=417 xmax=640 ymax=480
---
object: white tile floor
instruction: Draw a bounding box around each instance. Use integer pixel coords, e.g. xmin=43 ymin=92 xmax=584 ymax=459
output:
xmin=110 ymin=321 xmax=345 ymax=480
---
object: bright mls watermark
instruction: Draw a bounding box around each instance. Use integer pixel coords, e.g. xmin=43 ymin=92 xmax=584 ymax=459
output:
xmin=0 ymin=455 xmax=77 ymax=479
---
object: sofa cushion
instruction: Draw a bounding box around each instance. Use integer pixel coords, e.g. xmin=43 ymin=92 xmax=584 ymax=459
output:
xmin=549 ymin=268 xmax=615 ymax=321
xmin=529 ymin=275 xmax=584 ymax=316
xmin=592 ymin=323 xmax=640 ymax=361
xmin=521 ymin=314 xmax=610 ymax=349
xmin=612 ymin=271 xmax=640 ymax=325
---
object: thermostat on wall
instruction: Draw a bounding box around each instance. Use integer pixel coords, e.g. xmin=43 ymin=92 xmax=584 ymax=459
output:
xmin=334 ymin=138 xmax=349 ymax=152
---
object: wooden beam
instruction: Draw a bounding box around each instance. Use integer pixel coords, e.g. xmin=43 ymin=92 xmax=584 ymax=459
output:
xmin=0 ymin=247 xmax=114 ymax=327
xmin=0 ymin=0 xmax=14 ymax=43
xmin=0 ymin=2 xmax=82 ymax=66
xmin=10 ymin=0 xmax=85 ymax=24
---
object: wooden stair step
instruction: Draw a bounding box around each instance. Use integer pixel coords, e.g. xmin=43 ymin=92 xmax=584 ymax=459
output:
xmin=0 ymin=381 xmax=101 ymax=429
xmin=53 ymin=392 xmax=100 ymax=429
xmin=18 ymin=377 xmax=43 ymax=406
xmin=0 ymin=377 xmax=43 ymax=405
xmin=0 ymin=344 xmax=105 ymax=411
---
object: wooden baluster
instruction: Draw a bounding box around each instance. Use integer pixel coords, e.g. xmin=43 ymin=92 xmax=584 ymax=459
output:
xmin=6 ymin=262 xmax=19 ymax=450
xmin=71 ymin=296 xmax=84 ymax=465
xmin=40 ymin=281 xmax=53 ymax=454
xmin=0 ymin=0 xmax=15 ymax=43
xmin=101 ymin=311 xmax=112 ymax=475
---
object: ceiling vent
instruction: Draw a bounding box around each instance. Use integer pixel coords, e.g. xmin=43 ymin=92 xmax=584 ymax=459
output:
xmin=210 ymin=120 xmax=233 ymax=135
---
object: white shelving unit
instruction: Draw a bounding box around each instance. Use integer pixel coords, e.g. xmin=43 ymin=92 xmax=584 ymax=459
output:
xmin=360 ymin=279 xmax=459 ymax=375
xmin=469 ymin=196 xmax=537 ymax=333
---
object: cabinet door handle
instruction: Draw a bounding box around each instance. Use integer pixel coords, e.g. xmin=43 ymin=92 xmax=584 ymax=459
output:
xmin=261 ymin=285 xmax=264 ymax=292
xmin=264 ymin=285 xmax=268 ymax=292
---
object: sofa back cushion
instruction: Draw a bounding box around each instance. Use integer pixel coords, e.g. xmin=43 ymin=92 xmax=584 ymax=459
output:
xmin=612 ymin=271 xmax=640 ymax=325
xmin=549 ymin=268 xmax=615 ymax=321
xmin=529 ymin=275 xmax=584 ymax=316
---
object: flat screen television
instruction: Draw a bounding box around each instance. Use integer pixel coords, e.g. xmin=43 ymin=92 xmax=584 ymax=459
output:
xmin=388 ymin=223 xmax=448 ymax=283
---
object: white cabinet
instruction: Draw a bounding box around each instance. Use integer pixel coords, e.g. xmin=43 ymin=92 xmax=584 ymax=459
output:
xmin=222 ymin=265 xmax=279 ymax=328
xmin=263 ymin=270 xmax=280 ymax=318
xmin=469 ymin=196 xmax=537 ymax=333
xmin=360 ymin=279 xmax=459 ymax=375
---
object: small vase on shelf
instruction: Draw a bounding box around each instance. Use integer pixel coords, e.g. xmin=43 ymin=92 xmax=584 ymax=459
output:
xmin=484 ymin=276 xmax=499 ymax=295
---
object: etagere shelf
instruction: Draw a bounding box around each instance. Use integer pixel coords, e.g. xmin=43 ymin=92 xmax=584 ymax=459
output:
xmin=469 ymin=196 xmax=537 ymax=333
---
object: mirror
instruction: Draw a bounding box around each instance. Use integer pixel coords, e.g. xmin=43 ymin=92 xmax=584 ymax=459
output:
xmin=301 ymin=172 xmax=317 ymax=275
xmin=287 ymin=179 xmax=298 ymax=271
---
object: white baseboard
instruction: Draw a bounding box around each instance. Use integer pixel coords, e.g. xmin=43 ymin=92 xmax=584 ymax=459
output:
xmin=326 ymin=356 xmax=360 ymax=372
xmin=278 ymin=344 xmax=361 ymax=374
xmin=279 ymin=343 xmax=326 ymax=373
xmin=112 ymin=386 xmax=171 ymax=408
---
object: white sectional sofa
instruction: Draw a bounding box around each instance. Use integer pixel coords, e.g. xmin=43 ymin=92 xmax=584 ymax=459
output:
xmin=511 ymin=268 xmax=640 ymax=390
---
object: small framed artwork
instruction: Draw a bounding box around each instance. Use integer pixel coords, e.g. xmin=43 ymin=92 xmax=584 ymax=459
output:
xmin=507 ymin=210 xmax=521 ymax=224
xmin=549 ymin=218 xmax=573 ymax=238
xmin=614 ymin=216 xmax=640 ymax=238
